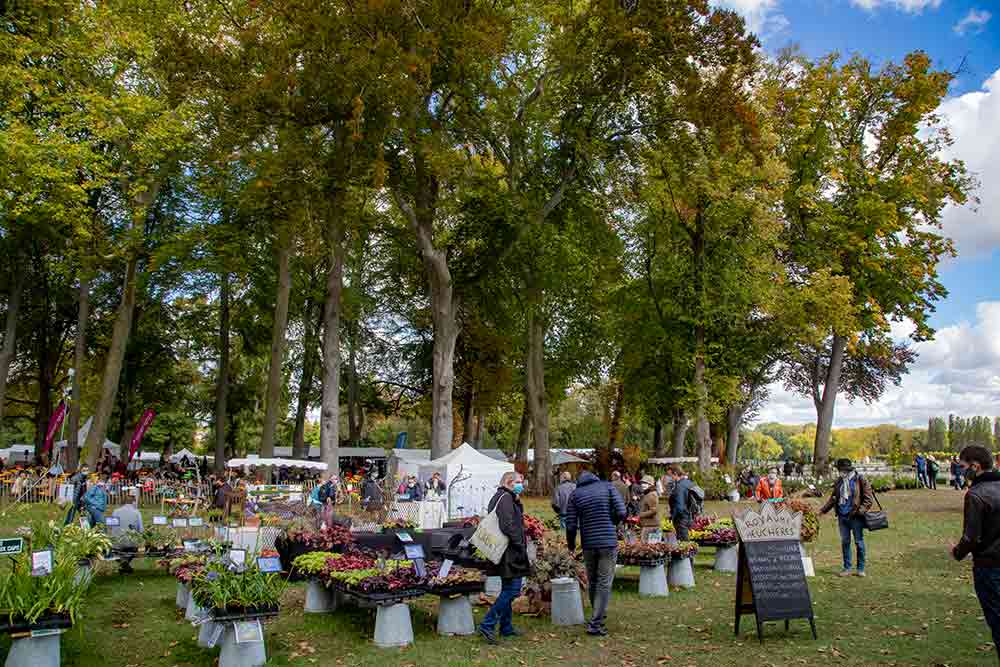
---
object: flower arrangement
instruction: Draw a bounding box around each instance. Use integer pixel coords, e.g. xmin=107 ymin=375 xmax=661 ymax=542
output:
xmin=671 ymin=541 xmax=699 ymax=560
xmin=523 ymin=514 xmax=547 ymax=542
xmin=660 ymin=516 xmax=675 ymax=534
xmin=689 ymin=517 xmax=737 ymax=545
xmin=381 ymin=517 xmax=417 ymax=532
xmin=778 ymin=499 xmax=820 ymax=543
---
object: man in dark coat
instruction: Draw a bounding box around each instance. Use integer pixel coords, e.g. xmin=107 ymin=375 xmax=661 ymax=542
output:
xmin=566 ymin=471 xmax=627 ymax=636
xmin=478 ymin=472 xmax=530 ymax=644
xmin=551 ymin=471 xmax=576 ymax=529
xmin=952 ymin=445 xmax=1000 ymax=657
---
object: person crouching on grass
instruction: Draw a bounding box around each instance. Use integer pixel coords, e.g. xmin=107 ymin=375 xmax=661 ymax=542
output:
xmin=819 ymin=458 xmax=874 ymax=577
xmin=951 ymin=445 xmax=1000 ymax=659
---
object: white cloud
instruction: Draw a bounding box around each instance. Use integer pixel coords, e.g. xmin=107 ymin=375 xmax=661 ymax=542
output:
xmin=713 ymin=0 xmax=789 ymax=39
xmin=954 ymin=8 xmax=992 ymax=35
xmin=937 ymin=69 xmax=1000 ymax=257
xmin=756 ymin=302 xmax=1000 ymax=428
xmin=849 ymin=0 xmax=941 ymax=13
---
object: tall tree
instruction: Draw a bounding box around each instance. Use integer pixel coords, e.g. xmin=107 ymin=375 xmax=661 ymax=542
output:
xmin=775 ymin=53 xmax=974 ymax=472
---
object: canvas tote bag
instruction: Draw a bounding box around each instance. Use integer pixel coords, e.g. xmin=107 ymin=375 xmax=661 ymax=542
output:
xmin=470 ymin=499 xmax=510 ymax=564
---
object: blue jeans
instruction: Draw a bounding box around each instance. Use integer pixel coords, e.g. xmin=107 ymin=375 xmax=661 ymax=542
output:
xmin=974 ymin=567 xmax=1000 ymax=658
xmin=480 ymin=577 xmax=523 ymax=636
xmin=87 ymin=508 xmax=104 ymax=526
xmin=838 ymin=516 xmax=865 ymax=572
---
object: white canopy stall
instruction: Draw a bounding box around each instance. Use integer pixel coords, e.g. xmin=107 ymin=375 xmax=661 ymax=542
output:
xmin=418 ymin=443 xmax=514 ymax=519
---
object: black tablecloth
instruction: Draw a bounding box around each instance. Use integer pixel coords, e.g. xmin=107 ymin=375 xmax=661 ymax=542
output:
xmin=352 ymin=527 xmax=473 ymax=561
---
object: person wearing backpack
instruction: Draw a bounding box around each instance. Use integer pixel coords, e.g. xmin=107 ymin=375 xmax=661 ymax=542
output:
xmin=668 ymin=466 xmax=698 ymax=540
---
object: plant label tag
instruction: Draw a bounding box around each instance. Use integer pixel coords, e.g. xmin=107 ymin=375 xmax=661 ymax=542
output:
xmin=207 ymin=623 xmax=224 ymax=648
xmin=646 ymin=531 xmax=662 ymax=545
xmin=438 ymin=559 xmax=454 ymax=580
xmin=228 ymin=549 xmax=246 ymax=570
xmin=257 ymin=557 xmax=281 ymax=573
xmin=31 ymin=550 xmax=53 ymax=576
xmin=183 ymin=540 xmax=200 ymax=552
xmin=188 ymin=517 xmax=204 ymax=527
xmin=413 ymin=558 xmax=426 ymax=578
xmin=0 ymin=537 xmax=24 ymax=556
xmin=234 ymin=620 xmax=263 ymax=643
xmin=78 ymin=517 xmax=90 ymax=530
xmin=30 ymin=628 xmax=63 ymax=638
xmin=153 ymin=516 xmax=168 ymax=526
xmin=172 ymin=518 xmax=188 ymax=528
xmin=403 ymin=544 xmax=425 ymax=560
xmin=395 ymin=531 xmax=413 ymax=543
xmin=105 ymin=516 xmax=121 ymax=527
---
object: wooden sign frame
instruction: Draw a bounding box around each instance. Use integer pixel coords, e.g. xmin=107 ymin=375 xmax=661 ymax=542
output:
xmin=733 ymin=503 xmax=818 ymax=643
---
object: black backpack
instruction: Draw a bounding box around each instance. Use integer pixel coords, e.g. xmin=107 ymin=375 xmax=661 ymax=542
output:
xmin=687 ymin=483 xmax=705 ymax=517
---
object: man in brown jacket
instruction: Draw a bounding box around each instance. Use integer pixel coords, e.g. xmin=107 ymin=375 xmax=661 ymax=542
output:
xmin=637 ymin=475 xmax=661 ymax=541
xmin=820 ymin=458 xmax=874 ymax=577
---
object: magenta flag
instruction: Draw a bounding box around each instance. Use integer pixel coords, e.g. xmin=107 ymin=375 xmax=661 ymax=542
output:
xmin=128 ymin=409 xmax=156 ymax=463
xmin=42 ymin=401 xmax=67 ymax=454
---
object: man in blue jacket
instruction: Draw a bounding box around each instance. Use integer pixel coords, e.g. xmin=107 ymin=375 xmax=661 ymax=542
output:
xmin=565 ymin=471 xmax=627 ymax=637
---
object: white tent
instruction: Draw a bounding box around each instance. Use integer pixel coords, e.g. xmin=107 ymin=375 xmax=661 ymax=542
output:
xmin=170 ymin=448 xmax=199 ymax=463
xmin=227 ymin=455 xmax=328 ymax=471
xmin=418 ymin=443 xmax=514 ymax=519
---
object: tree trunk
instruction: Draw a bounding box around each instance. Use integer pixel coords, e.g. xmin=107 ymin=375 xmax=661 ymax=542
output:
xmin=726 ymin=404 xmax=744 ymax=466
xmin=214 ymin=272 xmax=230 ymax=473
xmin=347 ymin=321 xmax=361 ymax=444
xmin=292 ymin=297 xmax=318 ymax=459
xmin=320 ymin=238 xmax=345 ymax=476
xmin=260 ymin=237 xmax=292 ymax=474
xmin=600 ymin=381 xmax=623 ymax=478
xmin=392 ymin=169 xmax=457 ymax=459
xmin=515 ymin=394 xmax=531 ymax=466
xmin=653 ymin=421 xmax=666 ymax=458
xmin=475 ymin=413 xmax=485 ymax=448
xmin=710 ymin=421 xmax=725 ymax=461
xmin=0 ymin=259 xmax=25 ymax=429
xmin=671 ymin=408 xmax=688 ymax=457
xmin=693 ymin=329 xmax=712 ymax=472
xmin=526 ymin=308 xmax=552 ymax=495
xmin=85 ymin=257 xmax=139 ymax=468
xmin=461 ymin=388 xmax=474 ymax=446
xmin=67 ymin=277 xmax=89 ymax=472
xmin=812 ymin=333 xmax=847 ymax=475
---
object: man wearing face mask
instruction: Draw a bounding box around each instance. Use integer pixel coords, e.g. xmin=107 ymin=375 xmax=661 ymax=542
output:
xmin=820 ymin=458 xmax=874 ymax=577
xmin=952 ymin=445 xmax=1000 ymax=657
xmin=479 ymin=472 xmax=531 ymax=644
xmin=755 ymin=468 xmax=784 ymax=502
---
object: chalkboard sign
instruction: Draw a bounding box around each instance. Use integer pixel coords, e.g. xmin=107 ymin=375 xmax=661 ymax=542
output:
xmin=733 ymin=504 xmax=817 ymax=642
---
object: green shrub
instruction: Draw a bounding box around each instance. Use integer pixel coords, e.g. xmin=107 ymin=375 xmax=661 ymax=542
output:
xmin=893 ymin=476 xmax=920 ymax=490
xmin=688 ymin=469 xmax=731 ymax=501
xmin=868 ymin=476 xmax=894 ymax=493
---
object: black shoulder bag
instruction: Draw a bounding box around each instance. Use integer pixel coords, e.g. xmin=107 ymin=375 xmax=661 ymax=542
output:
xmin=861 ymin=480 xmax=889 ymax=531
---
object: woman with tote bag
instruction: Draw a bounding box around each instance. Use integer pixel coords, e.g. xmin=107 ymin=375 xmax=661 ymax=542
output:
xmin=477 ymin=472 xmax=532 ymax=644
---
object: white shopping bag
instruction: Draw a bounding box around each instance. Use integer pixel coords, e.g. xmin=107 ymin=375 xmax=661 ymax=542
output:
xmin=469 ymin=509 xmax=509 ymax=564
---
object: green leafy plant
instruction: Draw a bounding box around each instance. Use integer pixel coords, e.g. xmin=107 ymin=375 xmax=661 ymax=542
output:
xmin=189 ymin=562 xmax=288 ymax=612
xmin=141 ymin=526 xmax=178 ymax=552
xmin=0 ymin=550 xmax=91 ymax=625
xmin=292 ymin=551 xmax=338 ymax=578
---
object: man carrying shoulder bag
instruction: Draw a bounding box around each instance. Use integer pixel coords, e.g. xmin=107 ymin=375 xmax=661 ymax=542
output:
xmin=820 ymin=458 xmax=876 ymax=577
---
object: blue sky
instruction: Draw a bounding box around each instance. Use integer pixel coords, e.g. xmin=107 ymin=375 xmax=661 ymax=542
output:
xmin=727 ymin=0 xmax=1000 ymax=427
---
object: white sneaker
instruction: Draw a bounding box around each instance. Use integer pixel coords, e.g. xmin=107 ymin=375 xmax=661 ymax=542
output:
xmin=838 ymin=570 xmax=852 ymax=577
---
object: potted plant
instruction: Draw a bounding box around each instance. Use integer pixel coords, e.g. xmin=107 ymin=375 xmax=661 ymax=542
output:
xmin=380 ymin=518 xmax=418 ymax=535
xmin=520 ymin=535 xmax=587 ymax=620
xmin=292 ymin=552 xmax=339 ymax=613
xmin=522 ymin=514 xmax=547 ymax=562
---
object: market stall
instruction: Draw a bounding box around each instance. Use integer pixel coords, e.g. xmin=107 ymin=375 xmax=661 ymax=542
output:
xmin=417 ymin=443 xmax=514 ymax=519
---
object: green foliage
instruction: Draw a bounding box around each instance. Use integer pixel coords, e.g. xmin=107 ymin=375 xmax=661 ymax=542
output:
xmin=189 ymin=562 xmax=288 ymax=611
xmin=868 ymin=476 xmax=895 ymax=493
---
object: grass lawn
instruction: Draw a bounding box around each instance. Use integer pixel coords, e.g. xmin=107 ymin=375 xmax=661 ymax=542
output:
xmin=0 ymin=489 xmax=991 ymax=666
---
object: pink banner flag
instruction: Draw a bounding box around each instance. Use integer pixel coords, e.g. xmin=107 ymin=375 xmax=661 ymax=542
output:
xmin=42 ymin=401 xmax=67 ymax=455
xmin=128 ymin=409 xmax=156 ymax=463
